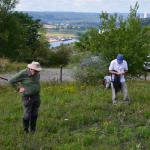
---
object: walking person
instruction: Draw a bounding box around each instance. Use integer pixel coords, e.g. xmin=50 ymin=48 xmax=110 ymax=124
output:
xmin=109 ymin=54 xmax=130 ymax=104
xmin=9 ymin=61 xmax=42 ymax=133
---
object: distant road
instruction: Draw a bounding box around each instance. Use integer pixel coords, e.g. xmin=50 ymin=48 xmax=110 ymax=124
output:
xmin=0 ymin=68 xmax=75 ymax=85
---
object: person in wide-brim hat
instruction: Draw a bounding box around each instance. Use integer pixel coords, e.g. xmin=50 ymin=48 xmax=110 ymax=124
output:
xmin=9 ymin=61 xmax=42 ymax=133
xmin=27 ymin=61 xmax=42 ymax=72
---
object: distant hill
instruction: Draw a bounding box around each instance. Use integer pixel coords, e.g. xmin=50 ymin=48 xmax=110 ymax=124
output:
xmin=23 ymin=11 xmax=150 ymax=27
xmin=25 ymin=11 xmax=100 ymax=24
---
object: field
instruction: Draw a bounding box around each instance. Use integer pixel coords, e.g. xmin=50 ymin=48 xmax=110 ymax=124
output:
xmin=0 ymin=81 xmax=150 ymax=149
xmin=46 ymin=33 xmax=77 ymax=38
xmin=46 ymin=28 xmax=87 ymax=36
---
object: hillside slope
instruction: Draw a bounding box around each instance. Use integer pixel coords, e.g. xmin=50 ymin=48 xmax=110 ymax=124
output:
xmin=0 ymin=81 xmax=149 ymax=149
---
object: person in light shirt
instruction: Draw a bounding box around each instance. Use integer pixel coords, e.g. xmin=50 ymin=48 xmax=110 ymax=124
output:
xmin=109 ymin=54 xmax=130 ymax=104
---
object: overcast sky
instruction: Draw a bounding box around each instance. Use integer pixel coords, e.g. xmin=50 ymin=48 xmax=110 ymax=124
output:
xmin=15 ymin=0 xmax=150 ymax=13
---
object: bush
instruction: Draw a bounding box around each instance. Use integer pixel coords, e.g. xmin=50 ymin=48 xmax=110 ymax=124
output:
xmin=49 ymin=45 xmax=71 ymax=66
xmin=74 ymin=55 xmax=108 ymax=84
xmin=0 ymin=58 xmax=26 ymax=73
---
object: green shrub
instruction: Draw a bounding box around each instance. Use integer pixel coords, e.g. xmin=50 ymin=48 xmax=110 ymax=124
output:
xmin=49 ymin=45 xmax=71 ymax=66
xmin=0 ymin=58 xmax=26 ymax=73
xmin=121 ymin=127 xmax=133 ymax=141
xmin=74 ymin=55 xmax=108 ymax=84
xmin=136 ymin=126 xmax=150 ymax=138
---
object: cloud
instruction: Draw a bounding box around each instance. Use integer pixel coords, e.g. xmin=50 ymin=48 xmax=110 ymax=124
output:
xmin=15 ymin=0 xmax=150 ymax=12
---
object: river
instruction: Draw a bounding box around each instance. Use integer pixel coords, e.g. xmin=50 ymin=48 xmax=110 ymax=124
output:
xmin=50 ymin=39 xmax=78 ymax=48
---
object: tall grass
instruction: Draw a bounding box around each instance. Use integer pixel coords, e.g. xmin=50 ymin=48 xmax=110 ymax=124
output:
xmin=0 ymin=81 xmax=149 ymax=149
xmin=0 ymin=58 xmax=26 ymax=73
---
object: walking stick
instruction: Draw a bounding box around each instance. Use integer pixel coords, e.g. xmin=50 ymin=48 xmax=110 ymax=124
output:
xmin=0 ymin=76 xmax=8 ymax=81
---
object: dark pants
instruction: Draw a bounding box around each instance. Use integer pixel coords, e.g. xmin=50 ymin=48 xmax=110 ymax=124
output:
xmin=111 ymin=82 xmax=129 ymax=104
xmin=22 ymin=94 xmax=40 ymax=132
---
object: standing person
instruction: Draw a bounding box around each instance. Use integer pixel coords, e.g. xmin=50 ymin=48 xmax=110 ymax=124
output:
xmin=109 ymin=54 xmax=129 ymax=104
xmin=9 ymin=61 xmax=42 ymax=133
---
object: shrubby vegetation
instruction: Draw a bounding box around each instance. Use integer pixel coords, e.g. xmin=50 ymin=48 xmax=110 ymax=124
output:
xmin=0 ymin=0 xmax=50 ymax=65
xmin=0 ymin=81 xmax=149 ymax=149
xmin=0 ymin=0 xmax=74 ymax=67
xmin=48 ymin=44 xmax=71 ymax=66
xmin=76 ymin=2 xmax=150 ymax=76
xmin=0 ymin=58 xmax=26 ymax=73
xmin=74 ymin=54 xmax=108 ymax=84
xmin=0 ymin=1 xmax=149 ymax=149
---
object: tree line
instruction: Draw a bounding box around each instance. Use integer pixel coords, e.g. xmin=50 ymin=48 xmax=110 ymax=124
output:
xmin=0 ymin=0 xmax=72 ymax=66
xmin=0 ymin=0 xmax=51 ymax=65
xmin=76 ymin=2 xmax=150 ymax=75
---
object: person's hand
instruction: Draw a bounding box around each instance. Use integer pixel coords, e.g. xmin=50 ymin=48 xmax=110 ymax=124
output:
xmin=19 ymin=87 xmax=25 ymax=93
xmin=116 ymin=72 xmax=120 ymax=75
xmin=118 ymin=71 xmax=124 ymax=75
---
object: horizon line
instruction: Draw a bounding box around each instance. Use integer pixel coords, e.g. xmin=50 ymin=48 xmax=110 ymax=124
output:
xmin=15 ymin=10 xmax=148 ymax=14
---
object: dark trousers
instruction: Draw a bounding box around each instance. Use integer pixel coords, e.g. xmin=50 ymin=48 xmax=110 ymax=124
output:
xmin=111 ymin=82 xmax=129 ymax=104
xmin=22 ymin=94 xmax=40 ymax=132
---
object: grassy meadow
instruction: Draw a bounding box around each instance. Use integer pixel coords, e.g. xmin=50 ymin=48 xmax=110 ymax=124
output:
xmin=0 ymin=80 xmax=149 ymax=149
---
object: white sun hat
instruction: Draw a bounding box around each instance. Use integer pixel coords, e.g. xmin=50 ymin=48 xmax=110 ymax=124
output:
xmin=27 ymin=61 xmax=42 ymax=71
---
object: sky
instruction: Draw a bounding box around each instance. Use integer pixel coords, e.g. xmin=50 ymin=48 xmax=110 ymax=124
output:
xmin=15 ymin=0 xmax=150 ymax=13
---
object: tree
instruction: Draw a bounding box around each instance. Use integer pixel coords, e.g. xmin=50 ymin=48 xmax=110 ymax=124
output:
xmin=0 ymin=0 xmax=18 ymax=57
xmin=11 ymin=12 xmax=42 ymax=61
xmin=0 ymin=2 xmax=50 ymax=65
xmin=0 ymin=0 xmax=18 ymax=11
xmin=49 ymin=44 xmax=71 ymax=66
xmin=0 ymin=0 xmax=51 ymax=65
xmin=76 ymin=2 xmax=150 ymax=75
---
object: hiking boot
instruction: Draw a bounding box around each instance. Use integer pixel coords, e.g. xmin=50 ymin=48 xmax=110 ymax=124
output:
xmin=123 ymin=98 xmax=130 ymax=104
xmin=123 ymin=100 xmax=129 ymax=104
xmin=30 ymin=116 xmax=37 ymax=133
xmin=112 ymin=100 xmax=117 ymax=105
xmin=23 ymin=119 xmax=29 ymax=133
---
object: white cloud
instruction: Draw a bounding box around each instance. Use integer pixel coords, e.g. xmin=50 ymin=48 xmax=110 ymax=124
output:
xmin=15 ymin=0 xmax=150 ymax=13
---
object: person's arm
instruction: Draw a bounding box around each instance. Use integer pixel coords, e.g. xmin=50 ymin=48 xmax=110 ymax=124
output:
xmin=109 ymin=70 xmax=119 ymax=75
xmin=124 ymin=61 xmax=128 ymax=75
xmin=121 ymin=70 xmax=128 ymax=75
xmin=8 ymin=71 xmax=24 ymax=91
xmin=110 ymin=69 xmax=128 ymax=76
xmin=109 ymin=61 xmax=119 ymax=75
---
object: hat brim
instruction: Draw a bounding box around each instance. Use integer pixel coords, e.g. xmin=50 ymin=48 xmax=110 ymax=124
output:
xmin=27 ymin=64 xmax=42 ymax=71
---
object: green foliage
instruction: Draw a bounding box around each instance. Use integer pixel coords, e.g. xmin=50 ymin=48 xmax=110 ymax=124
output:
xmin=7 ymin=12 xmax=49 ymax=64
xmin=76 ymin=28 xmax=99 ymax=52
xmin=0 ymin=1 xmax=50 ymax=65
xmin=77 ymin=3 xmax=150 ymax=75
xmin=0 ymin=0 xmax=18 ymax=12
xmin=0 ymin=58 xmax=26 ymax=73
xmin=0 ymin=81 xmax=150 ymax=149
xmin=75 ymin=67 xmax=104 ymax=85
xmin=49 ymin=45 xmax=71 ymax=66
xmin=74 ymin=54 xmax=108 ymax=84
